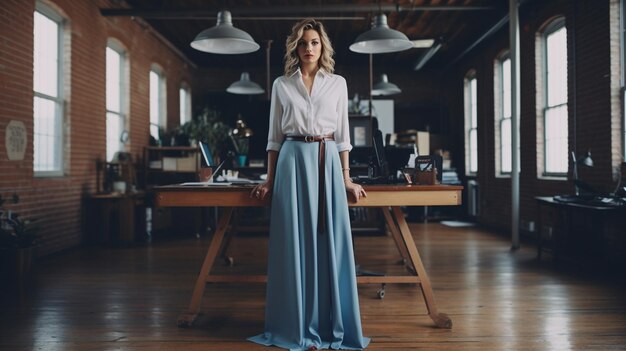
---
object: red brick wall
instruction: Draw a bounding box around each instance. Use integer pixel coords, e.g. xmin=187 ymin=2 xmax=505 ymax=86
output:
xmin=444 ymin=0 xmax=620 ymax=231
xmin=0 ymin=0 xmax=196 ymax=256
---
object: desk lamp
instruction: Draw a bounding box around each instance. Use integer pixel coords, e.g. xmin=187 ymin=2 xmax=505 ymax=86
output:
xmin=572 ymin=150 xmax=594 ymax=196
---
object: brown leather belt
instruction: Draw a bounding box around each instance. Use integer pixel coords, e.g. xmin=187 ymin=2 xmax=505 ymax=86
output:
xmin=285 ymin=134 xmax=335 ymax=234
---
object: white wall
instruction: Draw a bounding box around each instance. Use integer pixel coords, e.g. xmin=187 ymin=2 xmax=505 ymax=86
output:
xmin=356 ymin=99 xmax=394 ymax=140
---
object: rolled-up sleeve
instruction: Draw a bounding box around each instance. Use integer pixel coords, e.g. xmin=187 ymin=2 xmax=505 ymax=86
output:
xmin=334 ymin=77 xmax=352 ymax=152
xmin=266 ymin=79 xmax=284 ymax=151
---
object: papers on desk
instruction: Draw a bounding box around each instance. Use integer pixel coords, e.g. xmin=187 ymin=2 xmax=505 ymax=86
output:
xmin=180 ymin=179 xmax=263 ymax=186
xmin=180 ymin=182 xmax=231 ymax=186
xmin=230 ymin=179 xmax=264 ymax=185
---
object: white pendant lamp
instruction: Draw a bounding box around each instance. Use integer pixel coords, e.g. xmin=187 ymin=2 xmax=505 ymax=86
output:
xmin=411 ymin=39 xmax=435 ymax=48
xmin=371 ymin=74 xmax=401 ymax=96
xmin=190 ymin=10 xmax=260 ymax=54
xmin=227 ymin=72 xmax=265 ymax=95
xmin=349 ymin=13 xmax=413 ymax=54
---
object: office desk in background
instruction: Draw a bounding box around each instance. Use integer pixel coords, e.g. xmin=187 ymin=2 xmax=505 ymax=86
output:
xmin=535 ymin=196 xmax=626 ymax=266
xmin=155 ymin=184 xmax=462 ymax=330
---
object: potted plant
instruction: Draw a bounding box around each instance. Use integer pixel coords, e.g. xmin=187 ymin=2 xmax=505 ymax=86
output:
xmin=181 ymin=106 xmax=229 ymax=161
xmin=0 ymin=194 xmax=39 ymax=285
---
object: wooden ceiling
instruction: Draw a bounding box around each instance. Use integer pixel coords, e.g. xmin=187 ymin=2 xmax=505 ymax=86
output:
xmin=102 ymin=0 xmax=509 ymax=71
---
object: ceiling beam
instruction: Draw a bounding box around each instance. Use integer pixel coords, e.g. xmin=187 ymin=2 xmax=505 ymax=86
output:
xmin=414 ymin=41 xmax=443 ymax=71
xmin=448 ymin=0 xmax=532 ymax=67
xmin=101 ymin=4 xmax=493 ymax=19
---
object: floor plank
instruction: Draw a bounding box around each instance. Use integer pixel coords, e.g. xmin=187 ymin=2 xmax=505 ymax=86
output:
xmin=1 ymin=223 xmax=625 ymax=350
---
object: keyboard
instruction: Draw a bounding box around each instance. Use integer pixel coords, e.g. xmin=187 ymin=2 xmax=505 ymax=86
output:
xmin=353 ymin=176 xmax=407 ymax=185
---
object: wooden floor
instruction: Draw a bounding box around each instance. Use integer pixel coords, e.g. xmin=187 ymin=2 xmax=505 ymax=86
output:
xmin=1 ymin=222 xmax=625 ymax=350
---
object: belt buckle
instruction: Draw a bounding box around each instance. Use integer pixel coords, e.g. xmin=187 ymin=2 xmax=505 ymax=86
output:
xmin=305 ymin=135 xmax=314 ymax=142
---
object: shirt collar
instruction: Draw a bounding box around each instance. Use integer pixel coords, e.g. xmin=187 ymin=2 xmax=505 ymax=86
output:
xmin=290 ymin=67 xmax=330 ymax=78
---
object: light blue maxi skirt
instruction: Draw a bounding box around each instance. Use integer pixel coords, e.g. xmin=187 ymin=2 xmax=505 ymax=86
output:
xmin=248 ymin=140 xmax=370 ymax=351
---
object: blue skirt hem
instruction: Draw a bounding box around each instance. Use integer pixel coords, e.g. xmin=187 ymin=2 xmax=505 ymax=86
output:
xmin=248 ymin=334 xmax=370 ymax=351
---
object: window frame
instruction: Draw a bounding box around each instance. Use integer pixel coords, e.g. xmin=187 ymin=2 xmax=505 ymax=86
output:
xmin=149 ymin=65 xmax=167 ymax=142
xmin=540 ymin=17 xmax=569 ymax=177
xmin=33 ymin=2 xmax=65 ymax=177
xmin=179 ymin=82 xmax=192 ymax=125
xmin=464 ymin=71 xmax=478 ymax=176
xmin=495 ymin=53 xmax=513 ymax=176
xmin=106 ymin=40 xmax=128 ymax=162
xmin=621 ymin=0 xmax=626 ymax=160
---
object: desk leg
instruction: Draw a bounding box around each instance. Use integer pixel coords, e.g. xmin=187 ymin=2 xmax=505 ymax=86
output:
xmin=178 ymin=207 xmax=234 ymax=327
xmin=219 ymin=209 xmax=237 ymax=266
xmin=391 ymin=206 xmax=452 ymax=329
xmin=381 ymin=207 xmax=411 ymax=270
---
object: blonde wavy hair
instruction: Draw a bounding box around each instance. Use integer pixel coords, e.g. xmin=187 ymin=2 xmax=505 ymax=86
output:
xmin=284 ymin=18 xmax=335 ymax=76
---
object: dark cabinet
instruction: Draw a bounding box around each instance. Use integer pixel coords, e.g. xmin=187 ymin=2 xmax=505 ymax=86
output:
xmin=85 ymin=192 xmax=146 ymax=245
xmin=535 ymin=196 xmax=626 ymax=269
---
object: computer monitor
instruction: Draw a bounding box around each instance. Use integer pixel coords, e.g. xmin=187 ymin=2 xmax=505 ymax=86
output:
xmin=385 ymin=146 xmax=413 ymax=178
xmin=199 ymin=141 xmax=215 ymax=167
xmin=372 ymin=129 xmax=413 ymax=180
xmin=372 ymin=129 xmax=387 ymax=173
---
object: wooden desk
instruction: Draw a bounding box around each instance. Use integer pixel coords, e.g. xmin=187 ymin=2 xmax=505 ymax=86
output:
xmin=155 ymin=184 xmax=462 ymax=329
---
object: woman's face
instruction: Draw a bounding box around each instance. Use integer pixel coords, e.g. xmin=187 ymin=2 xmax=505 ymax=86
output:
xmin=297 ymin=29 xmax=322 ymax=65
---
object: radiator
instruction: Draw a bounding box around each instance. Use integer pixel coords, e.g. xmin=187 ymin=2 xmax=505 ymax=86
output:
xmin=467 ymin=180 xmax=479 ymax=217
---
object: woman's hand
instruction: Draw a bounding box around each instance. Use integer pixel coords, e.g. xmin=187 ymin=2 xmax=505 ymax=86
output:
xmin=250 ymin=181 xmax=273 ymax=200
xmin=344 ymin=179 xmax=367 ymax=203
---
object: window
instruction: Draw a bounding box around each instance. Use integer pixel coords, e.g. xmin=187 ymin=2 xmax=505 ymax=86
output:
xmin=495 ymin=55 xmax=513 ymax=175
xmin=179 ymin=83 xmax=192 ymax=125
xmin=106 ymin=42 xmax=127 ymax=162
xmin=541 ymin=19 xmax=568 ymax=175
xmin=33 ymin=3 xmax=64 ymax=175
xmin=149 ymin=66 xmax=166 ymax=141
xmin=465 ymin=72 xmax=478 ymax=174
xmin=622 ymin=0 xmax=626 ymax=159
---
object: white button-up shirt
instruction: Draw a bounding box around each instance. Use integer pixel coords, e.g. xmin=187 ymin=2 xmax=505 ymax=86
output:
xmin=266 ymin=68 xmax=352 ymax=152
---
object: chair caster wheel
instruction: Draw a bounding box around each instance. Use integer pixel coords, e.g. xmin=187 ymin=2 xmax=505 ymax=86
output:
xmin=377 ymin=283 xmax=386 ymax=299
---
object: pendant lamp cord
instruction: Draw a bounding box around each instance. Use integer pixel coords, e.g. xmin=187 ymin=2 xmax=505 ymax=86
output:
xmin=266 ymin=40 xmax=272 ymax=100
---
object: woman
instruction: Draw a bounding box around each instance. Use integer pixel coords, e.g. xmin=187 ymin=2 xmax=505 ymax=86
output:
xmin=248 ymin=19 xmax=370 ymax=351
